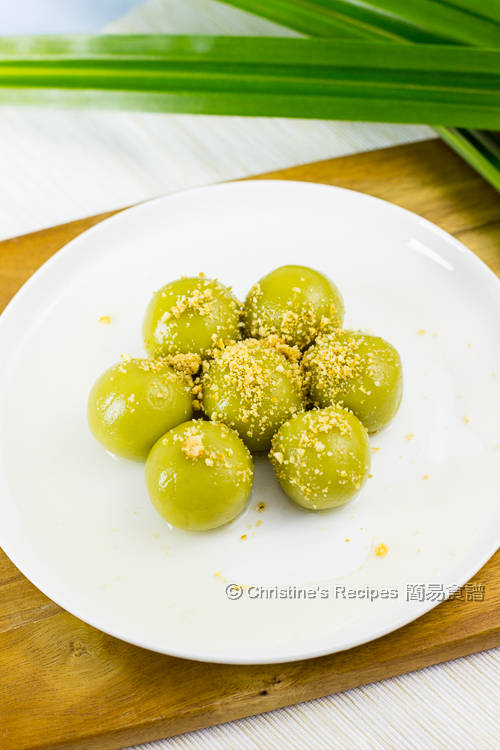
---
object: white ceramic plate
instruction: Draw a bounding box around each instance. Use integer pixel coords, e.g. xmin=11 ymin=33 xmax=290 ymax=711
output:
xmin=0 ymin=181 xmax=499 ymax=664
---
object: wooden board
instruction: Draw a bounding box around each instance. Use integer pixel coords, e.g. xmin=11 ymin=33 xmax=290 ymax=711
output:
xmin=0 ymin=139 xmax=499 ymax=750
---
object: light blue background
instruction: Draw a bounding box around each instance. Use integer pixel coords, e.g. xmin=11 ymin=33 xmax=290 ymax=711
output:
xmin=0 ymin=0 xmax=143 ymax=34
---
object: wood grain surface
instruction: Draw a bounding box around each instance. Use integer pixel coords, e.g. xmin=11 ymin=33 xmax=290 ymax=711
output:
xmin=0 ymin=139 xmax=499 ymax=750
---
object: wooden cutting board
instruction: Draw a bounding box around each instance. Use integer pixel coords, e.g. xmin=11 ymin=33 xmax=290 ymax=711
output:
xmin=0 ymin=139 xmax=499 ymax=750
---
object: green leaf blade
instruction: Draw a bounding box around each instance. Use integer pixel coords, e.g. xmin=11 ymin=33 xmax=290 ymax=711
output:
xmin=437 ymin=126 xmax=500 ymax=190
xmin=359 ymin=0 xmax=500 ymax=47
xmin=217 ymin=0 xmax=458 ymax=43
xmin=0 ymin=36 xmax=499 ymax=129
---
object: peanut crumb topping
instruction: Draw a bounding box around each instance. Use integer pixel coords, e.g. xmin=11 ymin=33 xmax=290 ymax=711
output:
xmin=116 ymin=355 xmax=185 ymax=382
xmin=168 ymin=286 xmax=215 ymax=320
xmin=203 ymin=339 xmax=304 ymax=438
xmin=260 ymin=334 xmax=302 ymax=364
xmin=245 ymin=283 xmax=338 ymax=347
xmin=136 ymin=353 xmax=201 ymax=379
xmin=303 ymin=332 xmax=372 ymax=398
xmin=128 ymin=353 xmax=202 ymax=395
xmin=166 ymin=352 xmax=202 ymax=376
xmin=175 ymin=423 xmax=252 ymax=484
xmin=181 ymin=433 xmax=205 ymax=459
xmin=116 ymin=354 xmax=133 ymax=373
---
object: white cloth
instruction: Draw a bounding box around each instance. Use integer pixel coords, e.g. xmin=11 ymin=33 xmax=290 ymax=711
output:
xmin=129 ymin=649 xmax=500 ymax=749
xmin=1 ymin=2 xmax=497 ymax=748
xmin=0 ymin=0 xmax=434 ymax=241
